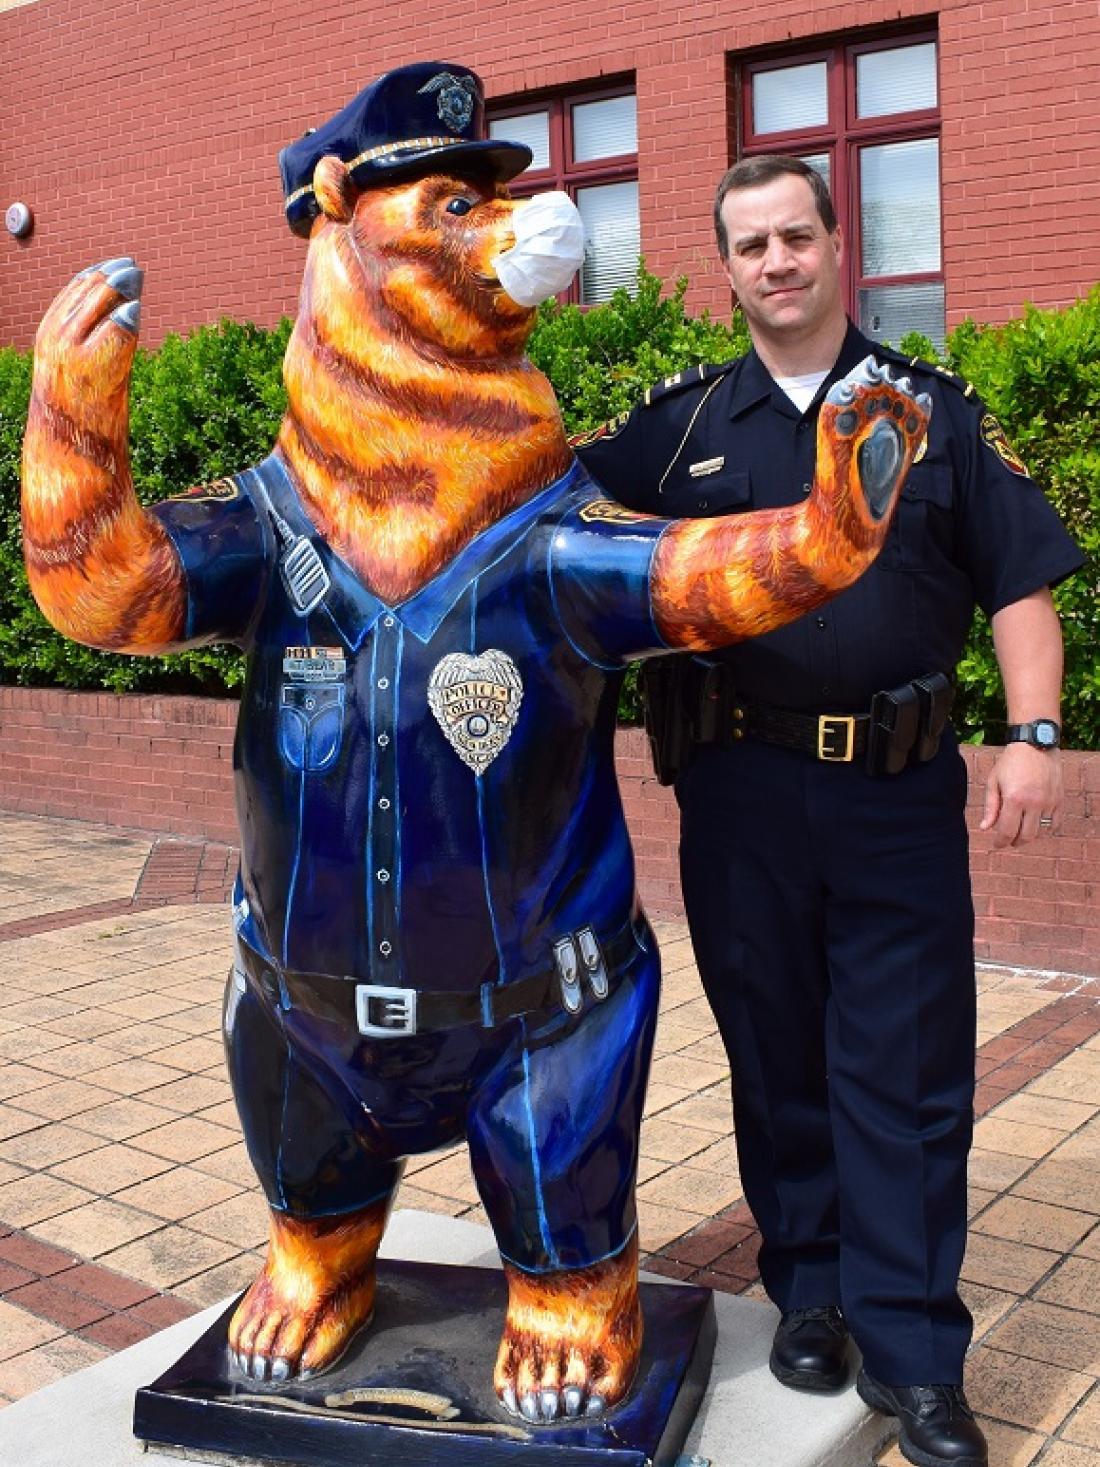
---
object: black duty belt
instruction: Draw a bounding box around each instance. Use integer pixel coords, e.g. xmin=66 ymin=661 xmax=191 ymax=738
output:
xmin=691 ymin=667 xmax=955 ymax=775
xmin=236 ymin=922 xmax=640 ymax=1038
xmin=729 ymin=703 xmax=870 ymax=762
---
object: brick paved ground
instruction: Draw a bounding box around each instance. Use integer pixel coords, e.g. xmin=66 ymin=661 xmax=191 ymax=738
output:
xmin=0 ymin=812 xmax=1097 ymax=1464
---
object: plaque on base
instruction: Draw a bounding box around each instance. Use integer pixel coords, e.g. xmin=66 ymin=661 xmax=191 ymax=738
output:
xmin=134 ymin=1259 xmax=715 ymax=1467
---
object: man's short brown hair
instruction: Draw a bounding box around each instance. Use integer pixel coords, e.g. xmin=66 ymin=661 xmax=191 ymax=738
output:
xmin=714 ymin=156 xmax=838 ymax=259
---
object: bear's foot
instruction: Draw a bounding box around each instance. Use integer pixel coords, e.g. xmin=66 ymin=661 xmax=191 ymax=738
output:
xmin=495 ymin=1233 xmax=642 ymax=1422
xmin=228 ymin=1199 xmax=388 ymax=1381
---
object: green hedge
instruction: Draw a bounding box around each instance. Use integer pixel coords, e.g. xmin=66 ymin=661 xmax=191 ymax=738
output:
xmin=1 ymin=270 xmax=1096 ymax=745
xmin=0 ymin=319 xmax=290 ymax=695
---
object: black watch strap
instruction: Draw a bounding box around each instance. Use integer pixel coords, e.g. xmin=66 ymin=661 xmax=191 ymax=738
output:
xmin=1006 ymin=719 xmax=1061 ymax=749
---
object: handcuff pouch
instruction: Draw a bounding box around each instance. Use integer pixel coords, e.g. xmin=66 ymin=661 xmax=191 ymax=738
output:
xmin=867 ymin=683 xmax=921 ymax=776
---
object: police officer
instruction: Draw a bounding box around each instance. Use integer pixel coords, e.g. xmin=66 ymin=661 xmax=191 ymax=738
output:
xmin=577 ymin=155 xmax=1084 ymax=1467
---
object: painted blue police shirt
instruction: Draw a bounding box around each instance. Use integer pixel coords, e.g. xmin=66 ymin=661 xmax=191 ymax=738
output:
xmin=151 ymin=457 xmax=670 ymax=993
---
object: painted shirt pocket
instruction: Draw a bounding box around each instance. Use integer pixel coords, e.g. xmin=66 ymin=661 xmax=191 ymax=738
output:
xmin=278 ymin=683 xmax=346 ymax=772
xmin=882 ymin=465 xmax=954 ymax=570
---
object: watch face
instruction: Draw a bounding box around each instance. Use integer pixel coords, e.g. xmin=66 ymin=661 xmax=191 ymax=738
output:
xmin=1034 ymin=720 xmax=1059 ymax=747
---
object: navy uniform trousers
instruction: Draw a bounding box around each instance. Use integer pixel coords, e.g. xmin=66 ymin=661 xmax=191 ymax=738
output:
xmin=678 ymin=733 xmax=975 ymax=1386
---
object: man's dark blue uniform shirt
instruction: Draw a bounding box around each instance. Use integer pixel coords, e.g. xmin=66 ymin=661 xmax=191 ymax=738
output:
xmin=577 ymin=321 xmax=1084 ymax=709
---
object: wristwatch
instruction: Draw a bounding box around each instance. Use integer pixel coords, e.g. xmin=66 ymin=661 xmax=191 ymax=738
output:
xmin=1006 ymin=719 xmax=1061 ymax=749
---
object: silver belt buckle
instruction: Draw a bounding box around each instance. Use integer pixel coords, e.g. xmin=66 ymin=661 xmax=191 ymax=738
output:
xmin=355 ymin=983 xmax=417 ymax=1037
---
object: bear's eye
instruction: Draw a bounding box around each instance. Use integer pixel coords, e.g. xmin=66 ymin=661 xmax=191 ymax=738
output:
xmin=445 ymin=197 xmax=474 ymax=216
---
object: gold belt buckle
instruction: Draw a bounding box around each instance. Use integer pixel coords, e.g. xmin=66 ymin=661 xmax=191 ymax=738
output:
xmin=818 ymin=714 xmax=856 ymax=762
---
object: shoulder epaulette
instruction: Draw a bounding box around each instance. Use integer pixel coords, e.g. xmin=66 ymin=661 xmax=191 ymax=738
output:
xmin=642 ymin=360 xmax=735 ymax=407
xmin=874 ymin=343 xmax=979 ymax=400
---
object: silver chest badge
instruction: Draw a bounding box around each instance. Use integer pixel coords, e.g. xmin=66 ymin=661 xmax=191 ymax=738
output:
xmin=428 ymin=650 xmax=523 ymax=774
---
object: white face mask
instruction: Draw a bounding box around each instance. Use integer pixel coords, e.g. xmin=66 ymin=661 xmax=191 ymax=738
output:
xmin=492 ymin=191 xmax=586 ymax=307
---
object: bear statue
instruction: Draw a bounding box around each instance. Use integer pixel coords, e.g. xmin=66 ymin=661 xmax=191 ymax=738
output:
xmin=21 ymin=61 xmax=928 ymax=1427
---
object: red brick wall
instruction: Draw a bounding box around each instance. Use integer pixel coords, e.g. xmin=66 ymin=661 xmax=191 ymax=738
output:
xmin=1 ymin=0 xmax=1097 ymax=349
xmin=0 ymin=687 xmax=239 ymax=845
xmin=0 ymin=688 xmax=1096 ymax=976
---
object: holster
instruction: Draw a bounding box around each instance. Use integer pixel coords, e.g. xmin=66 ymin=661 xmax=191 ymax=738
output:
xmin=640 ymin=657 xmax=695 ymax=786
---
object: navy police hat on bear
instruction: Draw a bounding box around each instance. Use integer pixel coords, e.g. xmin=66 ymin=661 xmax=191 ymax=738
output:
xmin=280 ymin=62 xmax=533 ymax=236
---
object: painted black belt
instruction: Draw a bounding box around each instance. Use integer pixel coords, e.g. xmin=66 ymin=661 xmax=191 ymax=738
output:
xmin=236 ymin=922 xmax=639 ymax=1039
xmin=695 ymin=669 xmax=954 ymax=775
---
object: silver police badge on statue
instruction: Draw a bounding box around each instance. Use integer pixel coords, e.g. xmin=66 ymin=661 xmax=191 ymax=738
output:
xmin=428 ymin=649 xmax=523 ymax=774
xmin=418 ymin=71 xmax=477 ymax=132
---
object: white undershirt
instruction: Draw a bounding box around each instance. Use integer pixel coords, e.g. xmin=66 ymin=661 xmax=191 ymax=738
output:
xmin=774 ymin=370 xmax=829 ymax=414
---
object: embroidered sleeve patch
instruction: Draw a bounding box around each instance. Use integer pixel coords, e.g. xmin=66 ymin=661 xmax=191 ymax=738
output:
xmin=980 ymin=413 xmax=1028 ymax=477
xmin=577 ymin=499 xmax=653 ymax=525
xmin=167 ymin=477 xmax=240 ymax=503
xmin=568 ymin=411 xmax=631 ymax=450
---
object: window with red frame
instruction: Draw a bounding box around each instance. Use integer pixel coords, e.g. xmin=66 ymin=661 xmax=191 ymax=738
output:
xmin=488 ymin=86 xmax=639 ymax=305
xmin=740 ymin=34 xmax=944 ymax=349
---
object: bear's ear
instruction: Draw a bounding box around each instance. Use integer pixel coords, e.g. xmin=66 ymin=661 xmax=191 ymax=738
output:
xmin=313 ymin=155 xmax=356 ymax=225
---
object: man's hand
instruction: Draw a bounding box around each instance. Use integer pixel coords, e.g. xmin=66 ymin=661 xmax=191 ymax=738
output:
xmin=979 ymin=741 xmax=1064 ymax=847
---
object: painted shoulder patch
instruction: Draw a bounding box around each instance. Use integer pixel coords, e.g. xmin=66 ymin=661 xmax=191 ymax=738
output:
xmin=577 ymin=499 xmax=653 ymax=525
xmin=167 ymin=476 xmax=241 ymax=503
xmin=980 ymin=412 xmax=1029 ymax=476
xmin=568 ymin=411 xmax=632 ymax=450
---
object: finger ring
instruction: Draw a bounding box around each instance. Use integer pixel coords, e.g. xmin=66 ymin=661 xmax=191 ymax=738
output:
xmin=1039 ymin=816 xmax=1053 ymax=826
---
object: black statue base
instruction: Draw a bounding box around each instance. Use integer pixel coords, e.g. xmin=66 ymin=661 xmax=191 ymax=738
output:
xmin=134 ymin=1258 xmax=715 ymax=1467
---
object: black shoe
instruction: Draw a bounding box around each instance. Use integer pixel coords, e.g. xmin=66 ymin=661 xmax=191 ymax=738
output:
xmin=769 ymin=1305 xmax=850 ymax=1391
xmin=857 ymin=1369 xmax=988 ymax=1467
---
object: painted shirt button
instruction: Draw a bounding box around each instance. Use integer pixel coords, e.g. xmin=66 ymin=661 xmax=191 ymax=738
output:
xmin=383 ymin=616 xmax=395 ymax=628
xmin=377 ymin=869 xmax=390 ymax=883
xmin=377 ymin=734 xmax=390 ymax=747
xmin=378 ymin=797 xmax=391 ymax=810
xmin=377 ymin=677 xmax=389 ymax=690
xmin=379 ymin=941 xmax=393 ymax=956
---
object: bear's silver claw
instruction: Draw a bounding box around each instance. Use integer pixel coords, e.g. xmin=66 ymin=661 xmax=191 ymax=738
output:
xmin=270 ymin=1357 xmax=291 ymax=1382
xmin=110 ymin=300 xmax=141 ymax=334
xmin=520 ymin=1392 xmax=540 ymax=1422
xmin=564 ymin=1386 xmax=583 ymax=1417
xmin=851 ymin=355 xmax=881 ymax=385
xmin=95 ymin=256 xmax=137 ymax=279
xmin=501 ymin=1385 xmax=519 ymax=1416
xmin=105 ymin=265 xmax=144 ymax=301
xmin=897 ymin=375 xmax=914 ymax=397
xmin=916 ymin=393 xmax=933 ymax=414
xmin=585 ymin=1393 xmax=606 ymax=1417
xmin=540 ymin=1389 xmax=560 ymax=1421
xmin=825 ymin=379 xmax=856 ymax=406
